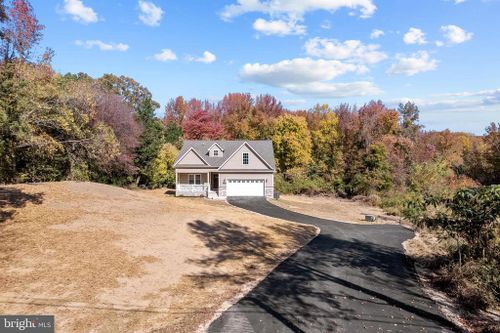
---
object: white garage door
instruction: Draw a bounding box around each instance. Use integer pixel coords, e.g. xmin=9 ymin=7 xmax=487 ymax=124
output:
xmin=226 ymin=179 xmax=264 ymax=197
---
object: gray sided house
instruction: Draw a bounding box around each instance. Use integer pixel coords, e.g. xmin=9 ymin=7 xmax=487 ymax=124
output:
xmin=173 ymin=140 xmax=275 ymax=199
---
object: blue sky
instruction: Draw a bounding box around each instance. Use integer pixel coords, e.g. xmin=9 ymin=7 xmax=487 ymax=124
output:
xmin=32 ymin=0 xmax=500 ymax=134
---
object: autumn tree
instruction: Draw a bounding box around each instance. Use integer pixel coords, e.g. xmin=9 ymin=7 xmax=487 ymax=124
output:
xmin=94 ymin=91 xmax=143 ymax=179
xmin=0 ymin=0 xmax=44 ymax=61
xmin=272 ymin=114 xmax=312 ymax=172
xmin=96 ymin=74 xmax=174 ymax=186
xmin=312 ymin=111 xmax=342 ymax=178
xmin=98 ymin=74 xmax=160 ymax=112
xmin=252 ymin=94 xmax=284 ymax=139
xmin=163 ymin=96 xmax=187 ymax=146
xmin=462 ymin=122 xmax=500 ymax=185
xmin=219 ymin=93 xmax=254 ymax=139
xmin=0 ymin=61 xmax=129 ymax=182
xmin=349 ymin=144 xmax=393 ymax=195
xmin=358 ymin=101 xmax=399 ymax=148
xmin=398 ymin=101 xmax=422 ymax=139
xmin=304 ymin=104 xmax=333 ymax=131
xmin=483 ymin=122 xmax=500 ymax=184
xmin=147 ymin=143 xmax=178 ymax=188
xmin=164 ymin=96 xmax=189 ymax=126
xmin=183 ymin=99 xmax=224 ymax=140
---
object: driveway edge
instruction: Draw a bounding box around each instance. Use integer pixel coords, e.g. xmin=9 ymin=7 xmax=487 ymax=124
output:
xmin=196 ymin=205 xmax=321 ymax=333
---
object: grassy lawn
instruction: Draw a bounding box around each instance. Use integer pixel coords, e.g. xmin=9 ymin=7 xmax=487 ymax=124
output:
xmin=0 ymin=182 xmax=317 ymax=332
xmin=272 ymin=194 xmax=400 ymax=224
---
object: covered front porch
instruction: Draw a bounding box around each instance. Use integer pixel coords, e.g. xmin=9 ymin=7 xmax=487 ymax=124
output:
xmin=175 ymin=170 xmax=220 ymax=198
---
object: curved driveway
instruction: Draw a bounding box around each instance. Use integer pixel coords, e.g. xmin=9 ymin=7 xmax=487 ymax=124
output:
xmin=208 ymin=197 xmax=460 ymax=333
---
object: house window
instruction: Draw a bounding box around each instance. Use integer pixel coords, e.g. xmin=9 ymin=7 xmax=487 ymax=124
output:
xmin=213 ymin=149 xmax=219 ymax=157
xmin=242 ymin=152 xmax=249 ymax=165
xmin=188 ymin=174 xmax=201 ymax=185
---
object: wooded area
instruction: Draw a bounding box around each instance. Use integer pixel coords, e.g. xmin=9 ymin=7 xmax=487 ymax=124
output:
xmin=0 ymin=0 xmax=498 ymax=324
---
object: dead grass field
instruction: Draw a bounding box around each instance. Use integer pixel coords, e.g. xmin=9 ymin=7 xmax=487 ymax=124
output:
xmin=272 ymin=194 xmax=401 ymax=224
xmin=0 ymin=182 xmax=317 ymax=333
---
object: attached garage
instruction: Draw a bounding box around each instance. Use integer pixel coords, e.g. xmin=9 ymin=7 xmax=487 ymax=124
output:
xmin=226 ymin=179 xmax=265 ymax=197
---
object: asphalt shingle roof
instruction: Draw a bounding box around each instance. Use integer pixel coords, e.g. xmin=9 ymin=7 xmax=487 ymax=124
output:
xmin=175 ymin=140 xmax=275 ymax=170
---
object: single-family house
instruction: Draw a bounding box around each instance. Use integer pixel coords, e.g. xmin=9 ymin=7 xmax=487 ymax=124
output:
xmin=173 ymin=140 xmax=275 ymax=199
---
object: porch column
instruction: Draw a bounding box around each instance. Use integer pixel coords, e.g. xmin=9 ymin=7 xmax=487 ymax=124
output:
xmin=207 ymin=172 xmax=210 ymax=192
xmin=175 ymin=171 xmax=178 ymax=194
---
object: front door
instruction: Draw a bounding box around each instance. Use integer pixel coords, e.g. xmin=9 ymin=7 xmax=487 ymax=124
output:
xmin=212 ymin=174 xmax=219 ymax=190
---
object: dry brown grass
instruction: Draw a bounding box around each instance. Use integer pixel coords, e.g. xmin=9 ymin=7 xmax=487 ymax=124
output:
xmin=272 ymin=194 xmax=401 ymax=224
xmin=0 ymin=182 xmax=317 ymax=332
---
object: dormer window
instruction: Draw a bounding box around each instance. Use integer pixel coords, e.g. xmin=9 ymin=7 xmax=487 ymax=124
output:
xmin=208 ymin=143 xmax=223 ymax=157
xmin=242 ymin=152 xmax=249 ymax=165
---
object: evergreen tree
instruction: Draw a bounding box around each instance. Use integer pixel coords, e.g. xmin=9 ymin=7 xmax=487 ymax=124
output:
xmin=135 ymin=98 xmax=168 ymax=186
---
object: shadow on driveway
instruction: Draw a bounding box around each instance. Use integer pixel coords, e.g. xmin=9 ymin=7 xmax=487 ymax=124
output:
xmin=207 ymin=197 xmax=461 ymax=333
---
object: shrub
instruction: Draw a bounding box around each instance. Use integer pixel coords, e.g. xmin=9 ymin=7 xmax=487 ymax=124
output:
xmin=275 ymin=168 xmax=332 ymax=195
xmin=409 ymin=185 xmax=500 ymax=311
xmin=433 ymin=259 xmax=498 ymax=311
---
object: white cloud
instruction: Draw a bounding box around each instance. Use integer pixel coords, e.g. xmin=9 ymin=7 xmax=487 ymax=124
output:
xmin=220 ymin=0 xmax=377 ymax=21
xmin=370 ymin=29 xmax=384 ymax=39
xmin=75 ymin=40 xmax=129 ymax=52
xmin=241 ymin=58 xmax=362 ymax=85
xmin=403 ymin=27 xmax=427 ymax=45
xmin=391 ymin=88 xmax=500 ymax=134
xmin=253 ymin=18 xmax=306 ymax=36
xmin=440 ymin=25 xmax=473 ymax=44
xmin=285 ymin=81 xmax=381 ymax=98
xmin=188 ymin=51 xmax=217 ymax=64
xmin=153 ymin=49 xmax=177 ymax=62
xmin=62 ymin=0 xmax=98 ymax=24
xmin=435 ymin=88 xmax=500 ymax=105
xmin=393 ymin=88 xmax=500 ymax=111
xmin=454 ymin=0 xmax=466 ymax=4
xmin=240 ymin=57 xmax=380 ymax=98
xmin=304 ymin=38 xmax=387 ymax=65
xmin=138 ymin=0 xmax=164 ymax=27
xmin=387 ymin=51 xmax=438 ymax=76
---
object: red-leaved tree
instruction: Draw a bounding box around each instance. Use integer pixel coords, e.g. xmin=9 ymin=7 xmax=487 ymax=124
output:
xmin=182 ymin=99 xmax=224 ymax=139
xmin=95 ymin=91 xmax=144 ymax=175
xmin=0 ymin=0 xmax=44 ymax=61
xmin=164 ymin=96 xmax=189 ymax=126
xmin=252 ymin=94 xmax=285 ymax=139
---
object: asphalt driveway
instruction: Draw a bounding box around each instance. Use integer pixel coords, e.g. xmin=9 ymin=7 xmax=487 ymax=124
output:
xmin=208 ymin=197 xmax=460 ymax=333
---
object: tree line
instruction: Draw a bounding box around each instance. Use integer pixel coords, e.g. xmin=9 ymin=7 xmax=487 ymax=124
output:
xmin=1 ymin=0 xmax=498 ymax=200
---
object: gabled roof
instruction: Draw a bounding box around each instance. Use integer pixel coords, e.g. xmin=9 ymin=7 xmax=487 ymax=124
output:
xmin=174 ymin=140 xmax=276 ymax=170
xmin=207 ymin=143 xmax=224 ymax=152
xmin=173 ymin=147 xmax=209 ymax=167
xmin=218 ymin=141 xmax=273 ymax=170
